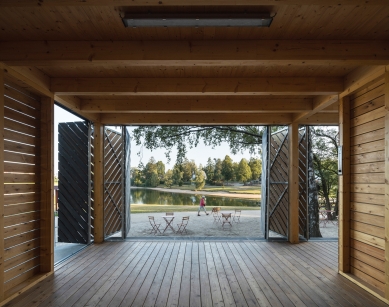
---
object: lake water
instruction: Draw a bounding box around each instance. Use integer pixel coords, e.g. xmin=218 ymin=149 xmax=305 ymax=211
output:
xmin=131 ymin=188 xmax=260 ymax=207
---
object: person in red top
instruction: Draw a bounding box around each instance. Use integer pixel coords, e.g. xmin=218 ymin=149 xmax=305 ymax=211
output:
xmin=198 ymin=196 xmax=209 ymax=216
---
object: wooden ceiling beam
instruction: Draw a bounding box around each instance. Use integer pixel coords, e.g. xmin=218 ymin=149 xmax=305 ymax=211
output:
xmin=0 ymin=0 xmax=386 ymax=6
xmin=298 ymin=113 xmax=339 ymax=125
xmin=293 ymin=94 xmax=338 ymax=122
xmin=80 ymin=98 xmax=313 ymax=113
xmin=51 ymin=77 xmax=343 ymax=95
xmin=2 ymin=41 xmax=389 ymax=66
xmin=100 ymin=113 xmax=293 ymax=125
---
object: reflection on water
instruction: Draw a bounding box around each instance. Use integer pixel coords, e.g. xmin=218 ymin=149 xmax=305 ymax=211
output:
xmin=131 ymin=188 xmax=259 ymax=207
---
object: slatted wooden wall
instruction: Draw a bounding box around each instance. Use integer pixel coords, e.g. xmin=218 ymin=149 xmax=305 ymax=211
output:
xmin=3 ymin=82 xmax=42 ymax=298
xmin=349 ymin=79 xmax=386 ymax=294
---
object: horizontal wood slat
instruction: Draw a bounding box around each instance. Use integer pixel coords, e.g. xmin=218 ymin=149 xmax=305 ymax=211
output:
xmin=4 ymin=202 xmax=40 ymax=217
xmin=350 ymin=106 xmax=385 ymax=127
xmin=4 ymin=129 xmax=38 ymax=147
xmin=4 ymin=151 xmax=36 ymax=165
xmin=350 ymin=230 xmax=385 ymax=250
xmin=350 ymin=220 xmax=384 ymax=239
xmin=4 ymin=229 xmax=40 ymax=249
xmin=351 ymin=140 xmax=384 ymax=155
xmin=351 ymin=162 xmax=385 ymax=174
xmin=4 ymin=85 xmax=40 ymax=109
xmin=350 ymin=202 xmax=384 ymax=216
xmin=3 ymin=266 xmax=41 ymax=293
xmin=4 ymin=141 xmax=37 ymax=155
xmin=4 ymin=211 xmax=40 ymax=228
xmin=4 ymin=184 xmax=37 ymax=194
xmin=349 ymin=81 xmax=384 ymax=105
xmin=351 ymin=211 xmax=385 ymax=228
xmin=351 ymin=183 xmax=384 ymax=194
xmin=3 ymin=248 xmax=40 ymax=272
xmin=3 ymin=220 xmax=40 ymax=240
xmin=4 ymin=238 xmax=40 ymax=261
xmin=351 ymin=192 xmax=385 ymax=205
xmin=350 ymin=117 xmax=385 ymax=137
xmin=5 ymin=118 xmax=39 ymax=136
xmin=4 ymin=193 xmax=40 ymax=205
xmin=4 ymin=163 xmax=38 ymax=174
xmin=351 ymin=239 xmax=385 ymax=262
xmin=4 ymin=173 xmax=37 ymax=184
xmin=350 ymin=95 xmax=385 ymax=118
xmin=351 ymin=151 xmax=385 ymax=164
xmin=4 ymin=108 xmax=39 ymax=128
xmin=351 ymin=173 xmax=385 ymax=184
xmin=350 ymin=128 xmax=384 ymax=146
xmin=350 ymin=264 xmax=385 ymax=292
xmin=4 ymin=96 xmax=40 ymax=119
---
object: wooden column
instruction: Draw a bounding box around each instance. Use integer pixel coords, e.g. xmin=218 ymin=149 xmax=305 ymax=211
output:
xmin=288 ymin=122 xmax=299 ymax=243
xmin=0 ymin=64 xmax=5 ymax=301
xmin=385 ymin=71 xmax=389 ymax=299
xmin=339 ymin=96 xmax=350 ymax=273
xmin=94 ymin=122 xmax=104 ymax=243
xmin=40 ymin=96 xmax=54 ymax=273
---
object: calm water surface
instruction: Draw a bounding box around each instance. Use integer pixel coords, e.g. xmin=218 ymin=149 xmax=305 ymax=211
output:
xmin=131 ymin=188 xmax=260 ymax=207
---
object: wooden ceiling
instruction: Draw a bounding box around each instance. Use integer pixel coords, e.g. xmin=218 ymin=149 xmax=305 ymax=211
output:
xmin=0 ymin=1 xmax=389 ymax=125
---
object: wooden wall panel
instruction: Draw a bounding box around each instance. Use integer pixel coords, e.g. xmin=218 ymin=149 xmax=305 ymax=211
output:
xmin=349 ymin=81 xmax=386 ymax=294
xmin=2 ymin=82 xmax=42 ymax=299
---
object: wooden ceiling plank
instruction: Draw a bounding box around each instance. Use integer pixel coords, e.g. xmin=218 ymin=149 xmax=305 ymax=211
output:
xmin=51 ymin=77 xmax=343 ymax=95
xmin=2 ymin=40 xmax=389 ymax=66
xmin=100 ymin=112 xmax=293 ymax=125
xmin=0 ymin=0 xmax=387 ymax=6
xmin=80 ymin=98 xmax=313 ymax=113
xmin=298 ymin=113 xmax=339 ymax=125
xmin=293 ymin=94 xmax=338 ymax=122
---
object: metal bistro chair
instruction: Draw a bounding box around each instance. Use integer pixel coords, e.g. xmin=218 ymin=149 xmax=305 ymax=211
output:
xmin=176 ymin=216 xmax=190 ymax=234
xmin=221 ymin=213 xmax=232 ymax=228
xmin=232 ymin=209 xmax=241 ymax=223
xmin=166 ymin=212 xmax=174 ymax=216
xmin=212 ymin=207 xmax=221 ymax=223
xmin=148 ymin=216 xmax=161 ymax=234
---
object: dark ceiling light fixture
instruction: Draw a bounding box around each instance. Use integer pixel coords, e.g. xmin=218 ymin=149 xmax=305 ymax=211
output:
xmin=122 ymin=13 xmax=273 ymax=28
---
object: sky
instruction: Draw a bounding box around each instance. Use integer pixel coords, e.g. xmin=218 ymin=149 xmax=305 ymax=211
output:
xmin=54 ymin=105 xmax=259 ymax=174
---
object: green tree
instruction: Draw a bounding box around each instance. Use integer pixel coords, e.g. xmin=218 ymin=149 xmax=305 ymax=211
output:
xmin=221 ymin=155 xmax=234 ymax=185
xmin=248 ymin=157 xmax=262 ymax=181
xmin=144 ymin=157 xmax=159 ymax=187
xmin=213 ymin=158 xmax=223 ymax=184
xmin=172 ymin=163 xmax=184 ymax=186
xmin=164 ymin=169 xmax=174 ymax=188
xmin=203 ymin=157 xmax=215 ymax=184
xmin=181 ymin=159 xmax=197 ymax=183
xmin=194 ymin=167 xmax=206 ymax=190
xmin=236 ymin=158 xmax=252 ymax=183
xmin=156 ymin=161 xmax=165 ymax=183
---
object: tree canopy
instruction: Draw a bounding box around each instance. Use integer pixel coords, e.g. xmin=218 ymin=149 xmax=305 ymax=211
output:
xmin=132 ymin=125 xmax=264 ymax=163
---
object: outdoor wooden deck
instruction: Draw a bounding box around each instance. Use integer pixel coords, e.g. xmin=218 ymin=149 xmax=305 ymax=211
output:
xmin=4 ymin=241 xmax=387 ymax=307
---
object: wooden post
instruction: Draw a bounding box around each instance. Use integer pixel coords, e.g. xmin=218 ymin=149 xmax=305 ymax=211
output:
xmin=94 ymin=122 xmax=104 ymax=243
xmin=0 ymin=64 xmax=5 ymax=302
xmin=384 ymin=70 xmax=389 ymax=299
xmin=339 ymin=96 xmax=350 ymax=273
xmin=40 ymin=96 xmax=54 ymax=273
xmin=288 ymin=122 xmax=299 ymax=243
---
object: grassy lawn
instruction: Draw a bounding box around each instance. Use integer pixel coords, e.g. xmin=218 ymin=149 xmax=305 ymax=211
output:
xmin=158 ymin=184 xmax=260 ymax=195
xmin=131 ymin=204 xmax=260 ymax=214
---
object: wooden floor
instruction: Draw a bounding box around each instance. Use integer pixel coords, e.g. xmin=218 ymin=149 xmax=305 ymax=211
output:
xmin=4 ymin=240 xmax=388 ymax=307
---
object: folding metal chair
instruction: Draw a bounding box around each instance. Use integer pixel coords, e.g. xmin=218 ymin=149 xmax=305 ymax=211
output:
xmin=212 ymin=207 xmax=221 ymax=223
xmin=232 ymin=209 xmax=241 ymax=223
xmin=221 ymin=213 xmax=232 ymax=228
xmin=148 ymin=216 xmax=161 ymax=234
xmin=176 ymin=216 xmax=189 ymax=234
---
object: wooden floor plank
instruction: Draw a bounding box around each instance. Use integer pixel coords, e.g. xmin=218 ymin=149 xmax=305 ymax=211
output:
xmin=210 ymin=242 xmax=236 ymax=307
xmin=224 ymin=242 xmax=272 ymax=306
xmin=203 ymin=242 xmax=224 ymax=307
xmin=244 ymin=242 xmax=311 ymax=307
xmin=166 ymin=242 xmax=187 ymax=307
xmin=129 ymin=242 xmax=170 ymax=307
xmin=216 ymin=242 xmax=253 ymax=307
xmin=154 ymin=242 xmax=181 ymax=307
xmin=94 ymin=242 xmax=156 ymax=307
xmin=72 ymin=242 xmax=145 ymax=307
xmin=198 ymin=242 xmax=213 ymax=307
xmin=178 ymin=242 xmax=192 ymax=307
xmin=117 ymin=242 xmax=166 ymax=307
xmin=4 ymin=240 xmax=389 ymax=307
xmin=142 ymin=242 xmax=175 ymax=307
xmin=190 ymin=242 xmax=201 ymax=307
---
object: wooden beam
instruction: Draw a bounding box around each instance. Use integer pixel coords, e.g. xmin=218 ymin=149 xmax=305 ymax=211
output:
xmin=341 ymin=65 xmax=386 ymax=98
xmin=80 ymin=98 xmax=313 ymax=113
xmin=93 ymin=123 xmax=104 ymax=244
xmin=339 ymin=96 xmax=350 ymax=273
xmin=385 ymin=70 xmax=389 ymax=299
xmin=0 ymin=64 xmax=5 ymax=302
xmin=51 ymin=77 xmax=343 ymax=96
xmin=2 ymin=41 xmax=389 ymax=66
xmin=101 ymin=113 xmax=293 ymax=125
xmin=40 ymin=96 xmax=54 ymax=273
xmin=293 ymin=95 xmax=339 ymax=122
xmin=2 ymin=65 xmax=52 ymax=98
xmin=288 ymin=122 xmax=299 ymax=244
xmin=296 ymin=113 xmax=339 ymax=125
xmin=0 ymin=1 xmax=387 ymax=7
xmin=55 ymin=95 xmax=100 ymax=123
